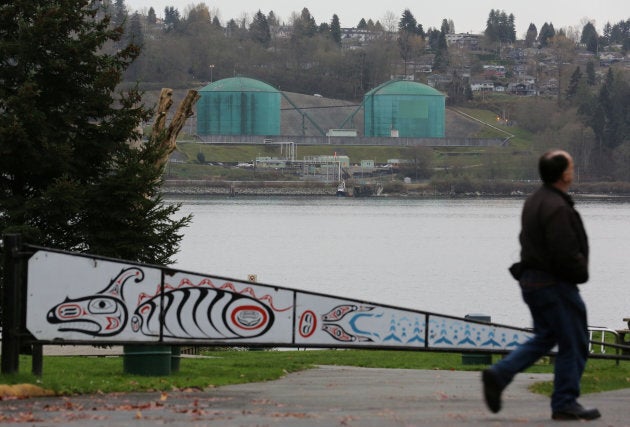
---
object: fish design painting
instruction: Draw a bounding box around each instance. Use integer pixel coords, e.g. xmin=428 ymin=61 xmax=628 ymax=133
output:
xmin=46 ymin=267 xmax=143 ymax=337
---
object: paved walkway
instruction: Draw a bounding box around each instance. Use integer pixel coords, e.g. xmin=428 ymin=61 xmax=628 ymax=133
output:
xmin=1 ymin=366 xmax=626 ymax=426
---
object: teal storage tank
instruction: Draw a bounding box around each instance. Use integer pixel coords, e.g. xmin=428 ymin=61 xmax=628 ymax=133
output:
xmin=364 ymin=80 xmax=445 ymax=138
xmin=196 ymin=77 xmax=281 ymax=136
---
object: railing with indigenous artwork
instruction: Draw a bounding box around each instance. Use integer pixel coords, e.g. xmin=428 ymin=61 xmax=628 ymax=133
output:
xmin=2 ymin=235 xmax=629 ymax=375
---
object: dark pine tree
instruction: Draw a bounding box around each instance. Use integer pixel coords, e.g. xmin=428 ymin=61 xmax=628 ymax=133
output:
xmin=566 ymin=66 xmax=582 ymax=101
xmin=0 ymin=0 xmax=190 ymax=264
xmin=581 ymin=22 xmax=599 ymax=53
xmin=525 ymin=23 xmax=537 ymax=47
xmin=331 ymin=14 xmax=342 ymax=47
xmin=147 ymin=7 xmax=156 ymax=25
xmin=399 ymin=9 xmax=419 ymax=35
xmin=538 ymin=22 xmax=555 ymax=47
xmin=164 ymin=6 xmax=181 ymax=32
xmin=250 ymin=10 xmax=271 ymax=47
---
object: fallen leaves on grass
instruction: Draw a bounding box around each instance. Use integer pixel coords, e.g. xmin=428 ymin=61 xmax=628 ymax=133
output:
xmin=0 ymin=384 xmax=55 ymax=399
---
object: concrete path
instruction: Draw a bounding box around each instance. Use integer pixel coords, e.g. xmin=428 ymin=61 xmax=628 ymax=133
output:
xmin=0 ymin=366 xmax=626 ymax=426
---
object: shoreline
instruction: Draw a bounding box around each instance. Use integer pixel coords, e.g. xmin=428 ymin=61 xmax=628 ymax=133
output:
xmin=161 ymin=180 xmax=630 ymax=199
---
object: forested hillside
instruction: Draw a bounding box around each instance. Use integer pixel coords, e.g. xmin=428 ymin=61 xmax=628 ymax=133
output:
xmin=107 ymin=0 xmax=630 ymax=182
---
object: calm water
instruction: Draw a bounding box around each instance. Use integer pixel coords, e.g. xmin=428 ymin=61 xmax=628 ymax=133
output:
xmin=170 ymin=196 xmax=630 ymax=330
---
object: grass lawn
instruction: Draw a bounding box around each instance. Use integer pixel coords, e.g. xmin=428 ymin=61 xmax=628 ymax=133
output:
xmin=0 ymin=349 xmax=628 ymax=397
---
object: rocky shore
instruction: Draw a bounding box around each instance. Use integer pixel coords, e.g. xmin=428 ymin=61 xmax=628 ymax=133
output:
xmin=161 ymin=179 xmax=630 ymax=198
xmin=161 ymin=180 xmax=336 ymax=196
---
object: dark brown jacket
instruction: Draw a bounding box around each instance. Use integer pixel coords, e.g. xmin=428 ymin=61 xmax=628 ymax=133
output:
xmin=519 ymin=184 xmax=589 ymax=284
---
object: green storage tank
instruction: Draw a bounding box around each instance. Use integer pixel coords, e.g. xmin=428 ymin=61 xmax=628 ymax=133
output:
xmin=364 ymin=80 xmax=445 ymax=138
xmin=196 ymin=77 xmax=281 ymax=136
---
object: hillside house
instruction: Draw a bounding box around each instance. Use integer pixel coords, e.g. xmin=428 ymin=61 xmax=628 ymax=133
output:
xmin=470 ymin=81 xmax=495 ymax=92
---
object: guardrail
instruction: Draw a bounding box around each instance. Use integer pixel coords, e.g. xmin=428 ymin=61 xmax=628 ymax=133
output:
xmin=588 ymin=326 xmax=619 ymax=355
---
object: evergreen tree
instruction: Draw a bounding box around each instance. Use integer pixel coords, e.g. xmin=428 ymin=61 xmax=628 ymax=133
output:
xmin=507 ymin=14 xmax=516 ymax=42
xmin=484 ymin=9 xmax=515 ymax=43
xmin=331 ymin=14 xmax=342 ymax=46
xmin=440 ymin=19 xmax=451 ymax=35
xmin=250 ymin=10 xmax=271 ymax=47
xmin=447 ymin=19 xmax=455 ymax=34
xmin=0 ymin=0 xmax=190 ymax=263
xmin=440 ymin=19 xmax=450 ymax=34
xmin=226 ymin=19 xmax=239 ymax=37
xmin=525 ymin=23 xmax=538 ymax=47
xmin=147 ymin=7 xmax=156 ymax=25
xmin=602 ymin=70 xmax=630 ymax=151
xmin=397 ymin=8 xmax=425 ymax=75
xmin=608 ymin=18 xmax=630 ymax=51
xmin=579 ymin=69 xmax=630 ymax=159
xmin=357 ymin=18 xmax=367 ymax=30
xmin=433 ymin=29 xmax=449 ymax=72
xmin=164 ymin=6 xmax=180 ymax=32
xmin=566 ymin=66 xmax=582 ymax=101
xmin=416 ymin=23 xmax=425 ymax=38
xmin=581 ymin=22 xmax=599 ymax=53
xmin=484 ymin=9 xmax=498 ymax=41
xmin=427 ymin=28 xmax=440 ymax=51
xmin=293 ymin=8 xmax=317 ymax=38
xmin=538 ymin=22 xmax=555 ymax=47
xmin=399 ymin=9 xmax=419 ymax=35
xmin=212 ymin=16 xmax=222 ymax=28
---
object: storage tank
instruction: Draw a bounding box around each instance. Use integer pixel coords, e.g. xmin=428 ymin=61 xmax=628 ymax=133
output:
xmin=196 ymin=77 xmax=281 ymax=136
xmin=363 ymin=80 xmax=445 ymax=138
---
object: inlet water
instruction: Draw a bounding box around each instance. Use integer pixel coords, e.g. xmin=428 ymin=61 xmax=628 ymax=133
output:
xmin=170 ymin=196 xmax=630 ymax=330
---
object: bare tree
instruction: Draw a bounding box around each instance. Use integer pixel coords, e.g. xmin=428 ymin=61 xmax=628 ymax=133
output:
xmin=381 ymin=10 xmax=398 ymax=33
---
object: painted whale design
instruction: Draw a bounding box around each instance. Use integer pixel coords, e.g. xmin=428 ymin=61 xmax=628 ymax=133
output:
xmin=46 ymin=267 xmax=143 ymax=336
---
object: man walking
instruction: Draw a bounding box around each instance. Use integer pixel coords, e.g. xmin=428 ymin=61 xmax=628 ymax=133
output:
xmin=482 ymin=150 xmax=601 ymax=421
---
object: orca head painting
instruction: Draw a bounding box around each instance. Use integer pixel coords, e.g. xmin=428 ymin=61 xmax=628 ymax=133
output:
xmin=46 ymin=268 xmax=143 ymax=337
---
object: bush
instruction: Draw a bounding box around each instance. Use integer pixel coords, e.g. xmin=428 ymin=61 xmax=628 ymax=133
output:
xmin=196 ymin=152 xmax=206 ymax=164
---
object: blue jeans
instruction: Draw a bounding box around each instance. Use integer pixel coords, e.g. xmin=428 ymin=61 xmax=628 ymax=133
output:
xmin=490 ymin=281 xmax=589 ymax=412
